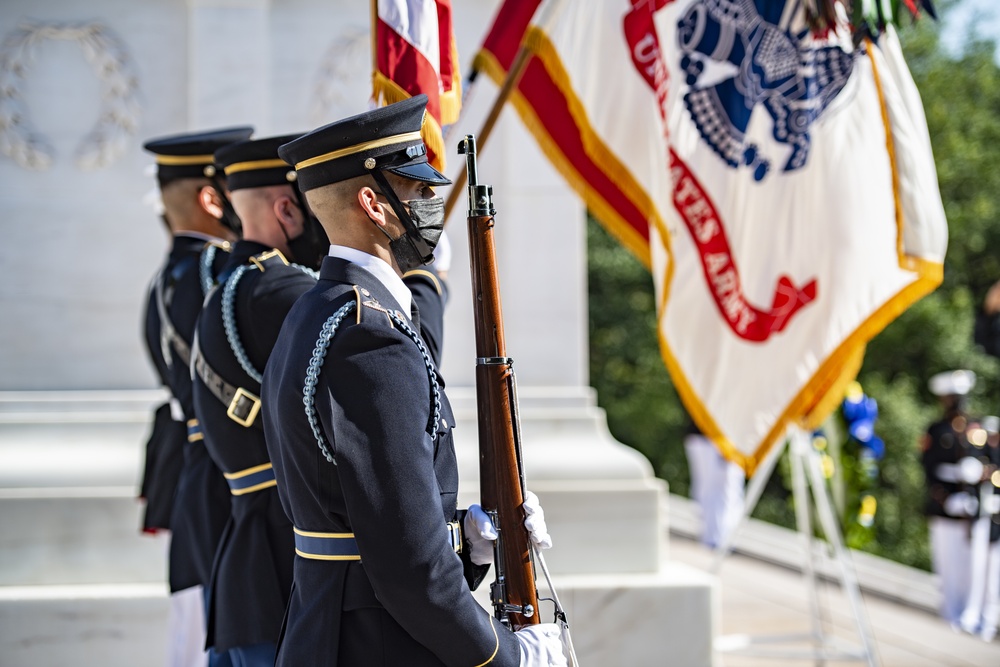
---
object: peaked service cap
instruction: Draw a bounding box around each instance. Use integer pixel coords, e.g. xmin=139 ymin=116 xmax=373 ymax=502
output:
xmin=214 ymin=133 xmax=305 ymax=191
xmin=144 ymin=126 xmax=254 ymax=183
xmin=277 ymin=95 xmax=450 ymax=192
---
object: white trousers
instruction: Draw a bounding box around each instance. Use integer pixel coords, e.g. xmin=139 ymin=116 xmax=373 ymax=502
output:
xmin=928 ymin=516 xmax=972 ymax=625
xmin=166 ymin=584 xmax=209 ymax=667
xmin=685 ymin=434 xmax=746 ymax=548
xmin=960 ymin=517 xmax=1000 ymax=638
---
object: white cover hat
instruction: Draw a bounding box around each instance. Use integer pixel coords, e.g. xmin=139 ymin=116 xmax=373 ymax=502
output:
xmin=928 ymin=370 xmax=976 ymax=397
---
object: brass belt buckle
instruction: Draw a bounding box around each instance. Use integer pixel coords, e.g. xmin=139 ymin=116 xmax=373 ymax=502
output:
xmin=227 ymin=387 xmax=261 ymax=427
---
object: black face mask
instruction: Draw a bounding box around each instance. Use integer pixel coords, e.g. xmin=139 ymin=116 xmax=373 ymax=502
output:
xmin=369 ymin=170 xmax=445 ymax=273
xmin=382 ymin=196 xmax=445 ymax=273
xmin=286 ymin=214 xmax=330 ymax=271
xmin=220 ymin=201 xmax=243 ymax=235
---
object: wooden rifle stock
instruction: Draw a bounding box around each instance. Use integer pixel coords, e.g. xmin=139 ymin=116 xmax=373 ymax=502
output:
xmin=458 ymin=135 xmax=539 ymax=630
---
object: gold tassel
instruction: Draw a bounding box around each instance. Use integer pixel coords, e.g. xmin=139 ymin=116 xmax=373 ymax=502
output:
xmin=372 ymin=72 xmax=447 ymax=171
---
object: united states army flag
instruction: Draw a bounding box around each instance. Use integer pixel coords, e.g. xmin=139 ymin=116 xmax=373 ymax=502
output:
xmin=478 ymin=0 xmax=947 ymax=473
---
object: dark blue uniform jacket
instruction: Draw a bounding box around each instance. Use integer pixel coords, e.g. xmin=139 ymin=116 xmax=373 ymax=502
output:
xmin=262 ymin=256 xmax=519 ymax=667
xmin=193 ymin=241 xmax=317 ymax=651
xmin=153 ymin=234 xmax=233 ymax=593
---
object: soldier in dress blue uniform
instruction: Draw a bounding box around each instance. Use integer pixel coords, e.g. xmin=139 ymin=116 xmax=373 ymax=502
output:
xmin=922 ymin=370 xmax=980 ymax=628
xmin=142 ymin=126 xmax=252 ymax=667
xmin=958 ymin=415 xmax=1000 ymax=641
xmin=972 ymin=282 xmax=1000 ymax=641
xmin=190 ymin=133 xmax=325 ymax=667
xmin=261 ymin=95 xmax=566 ymax=667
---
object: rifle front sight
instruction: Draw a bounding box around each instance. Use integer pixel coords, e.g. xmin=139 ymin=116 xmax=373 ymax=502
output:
xmin=458 ymin=134 xmax=494 ymax=217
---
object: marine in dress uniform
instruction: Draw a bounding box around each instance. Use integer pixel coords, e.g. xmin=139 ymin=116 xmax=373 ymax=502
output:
xmin=923 ymin=370 xmax=980 ymax=627
xmin=958 ymin=414 xmax=1000 ymax=641
xmin=972 ymin=285 xmax=1000 ymax=641
xmin=142 ymin=126 xmax=252 ymax=667
xmin=975 ymin=279 xmax=1000 ymax=359
xmin=261 ymin=96 xmax=565 ymax=667
xmin=191 ymin=133 xmax=325 ymax=666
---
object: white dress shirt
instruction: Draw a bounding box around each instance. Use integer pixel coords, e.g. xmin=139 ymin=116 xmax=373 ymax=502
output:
xmin=327 ymin=245 xmax=413 ymax=316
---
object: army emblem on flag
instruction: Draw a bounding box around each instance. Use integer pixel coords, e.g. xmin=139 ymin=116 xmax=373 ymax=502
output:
xmin=476 ymin=0 xmax=947 ymax=472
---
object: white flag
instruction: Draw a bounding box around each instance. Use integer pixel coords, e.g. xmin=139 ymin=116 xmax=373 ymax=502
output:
xmin=482 ymin=0 xmax=947 ymax=473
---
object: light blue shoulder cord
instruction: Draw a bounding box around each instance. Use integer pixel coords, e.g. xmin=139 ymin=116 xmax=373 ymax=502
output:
xmin=199 ymin=244 xmax=218 ymax=295
xmin=221 ymin=261 xmax=318 ymax=384
xmin=303 ymin=302 xmax=442 ymax=465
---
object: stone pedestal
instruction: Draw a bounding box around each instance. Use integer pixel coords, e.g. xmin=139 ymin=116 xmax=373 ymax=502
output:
xmin=451 ymin=386 xmax=667 ymax=575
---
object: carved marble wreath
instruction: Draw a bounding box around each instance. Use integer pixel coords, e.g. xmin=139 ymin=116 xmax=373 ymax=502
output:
xmin=0 ymin=22 xmax=140 ymax=171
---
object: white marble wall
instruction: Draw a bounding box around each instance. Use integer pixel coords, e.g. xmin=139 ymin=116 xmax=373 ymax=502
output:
xmin=0 ymin=0 xmax=186 ymax=390
xmin=3 ymin=0 xmax=581 ymax=390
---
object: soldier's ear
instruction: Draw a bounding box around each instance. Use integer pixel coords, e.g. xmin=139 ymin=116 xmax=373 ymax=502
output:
xmin=274 ymin=194 xmax=302 ymax=235
xmin=198 ymin=185 xmax=225 ymax=219
xmin=358 ymin=186 xmax=388 ymax=228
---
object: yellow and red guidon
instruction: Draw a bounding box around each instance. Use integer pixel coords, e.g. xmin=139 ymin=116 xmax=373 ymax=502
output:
xmin=372 ymin=0 xmax=462 ymax=171
xmin=473 ymin=0 xmax=655 ymax=267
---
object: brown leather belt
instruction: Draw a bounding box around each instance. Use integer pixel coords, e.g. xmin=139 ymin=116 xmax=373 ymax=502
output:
xmin=192 ymin=348 xmax=262 ymax=429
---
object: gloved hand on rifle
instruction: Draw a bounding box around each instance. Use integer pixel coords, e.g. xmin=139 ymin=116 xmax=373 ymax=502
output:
xmin=515 ymin=623 xmax=568 ymax=667
xmin=465 ymin=490 xmax=552 ymax=566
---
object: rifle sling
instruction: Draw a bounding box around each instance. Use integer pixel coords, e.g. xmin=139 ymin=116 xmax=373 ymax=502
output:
xmin=154 ymin=269 xmax=192 ymax=369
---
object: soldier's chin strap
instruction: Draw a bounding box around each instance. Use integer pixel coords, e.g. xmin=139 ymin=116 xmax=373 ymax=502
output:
xmin=208 ymin=173 xmax=243 ymax=235
xmin=291 ymin=180 xmax=310 ymax=219
xmin=370 ymin=169 xmax=435 ymax=264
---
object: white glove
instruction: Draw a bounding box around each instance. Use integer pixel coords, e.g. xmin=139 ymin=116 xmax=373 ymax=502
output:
xmin=464 ymin=492 xmax=554 ymax=566
xmin=959 ymin=456 xmax=985 ymax=484
xmin=937 ymin=458 xmax=985 ymax=484
xmin=943 ymin=491 xmax=978 ymax=517
xmin=464 ymin=504 xmax=498 ymax=566
xmin=522 ymin=491 xmax=553 ymax=550
xmin=516 ymin=623 xmax=568 ymax=667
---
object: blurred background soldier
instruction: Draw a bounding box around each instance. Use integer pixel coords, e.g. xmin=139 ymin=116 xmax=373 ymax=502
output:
xmin=957 ymin=413 xmax=1000 ymax=642
xmin=970 ymin=279 xmax=1000 ymax=641
xmin=684 ymin=420 xmax=745 ymax=549
xmin=191 ymin=133 xmax=324 ymax=666
xmin=923 ymin=369 xmax=979 ymax=629
xmin=142 ymin=126 xmax=252 ymax=667
xmin=975 ymin=279 xmax=1000 ymax=358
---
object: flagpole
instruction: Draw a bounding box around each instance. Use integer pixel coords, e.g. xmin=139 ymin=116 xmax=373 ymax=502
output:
xmin=370 ymin=0 xmax=378 ymax=76
xmin=443 ymin=43 xmax=532 ymax=221
xmin=442 ymin=0 xmax=569 ymax=220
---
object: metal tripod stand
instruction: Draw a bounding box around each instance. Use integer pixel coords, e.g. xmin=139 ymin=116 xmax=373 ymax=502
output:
xmin=711 ymin=426 xmax=880 ymax=666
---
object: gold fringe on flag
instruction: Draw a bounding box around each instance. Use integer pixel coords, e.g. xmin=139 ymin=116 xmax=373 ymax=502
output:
xmin=437 ymin=38 xmax=463 ymax=126
xmin=372 ymin=71 xmax=447 ymax=171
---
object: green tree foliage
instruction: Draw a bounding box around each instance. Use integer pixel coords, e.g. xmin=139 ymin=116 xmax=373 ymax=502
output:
xmin=586 ymin=3 xmax=1000 ymax=570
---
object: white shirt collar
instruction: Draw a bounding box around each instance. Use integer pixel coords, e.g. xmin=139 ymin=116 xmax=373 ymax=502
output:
xmin=327 ymin=245 xmax=412 ymax=316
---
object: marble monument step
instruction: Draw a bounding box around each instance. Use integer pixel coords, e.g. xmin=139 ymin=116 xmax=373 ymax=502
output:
xmin=0 ymin=583 xmax=169 ymax=667
xmin=0 ymin=490 xmax=166 ymax=586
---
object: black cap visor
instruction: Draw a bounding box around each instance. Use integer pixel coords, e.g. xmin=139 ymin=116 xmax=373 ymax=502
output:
xmin=387 ymin=159 xmax=451 ymax=186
